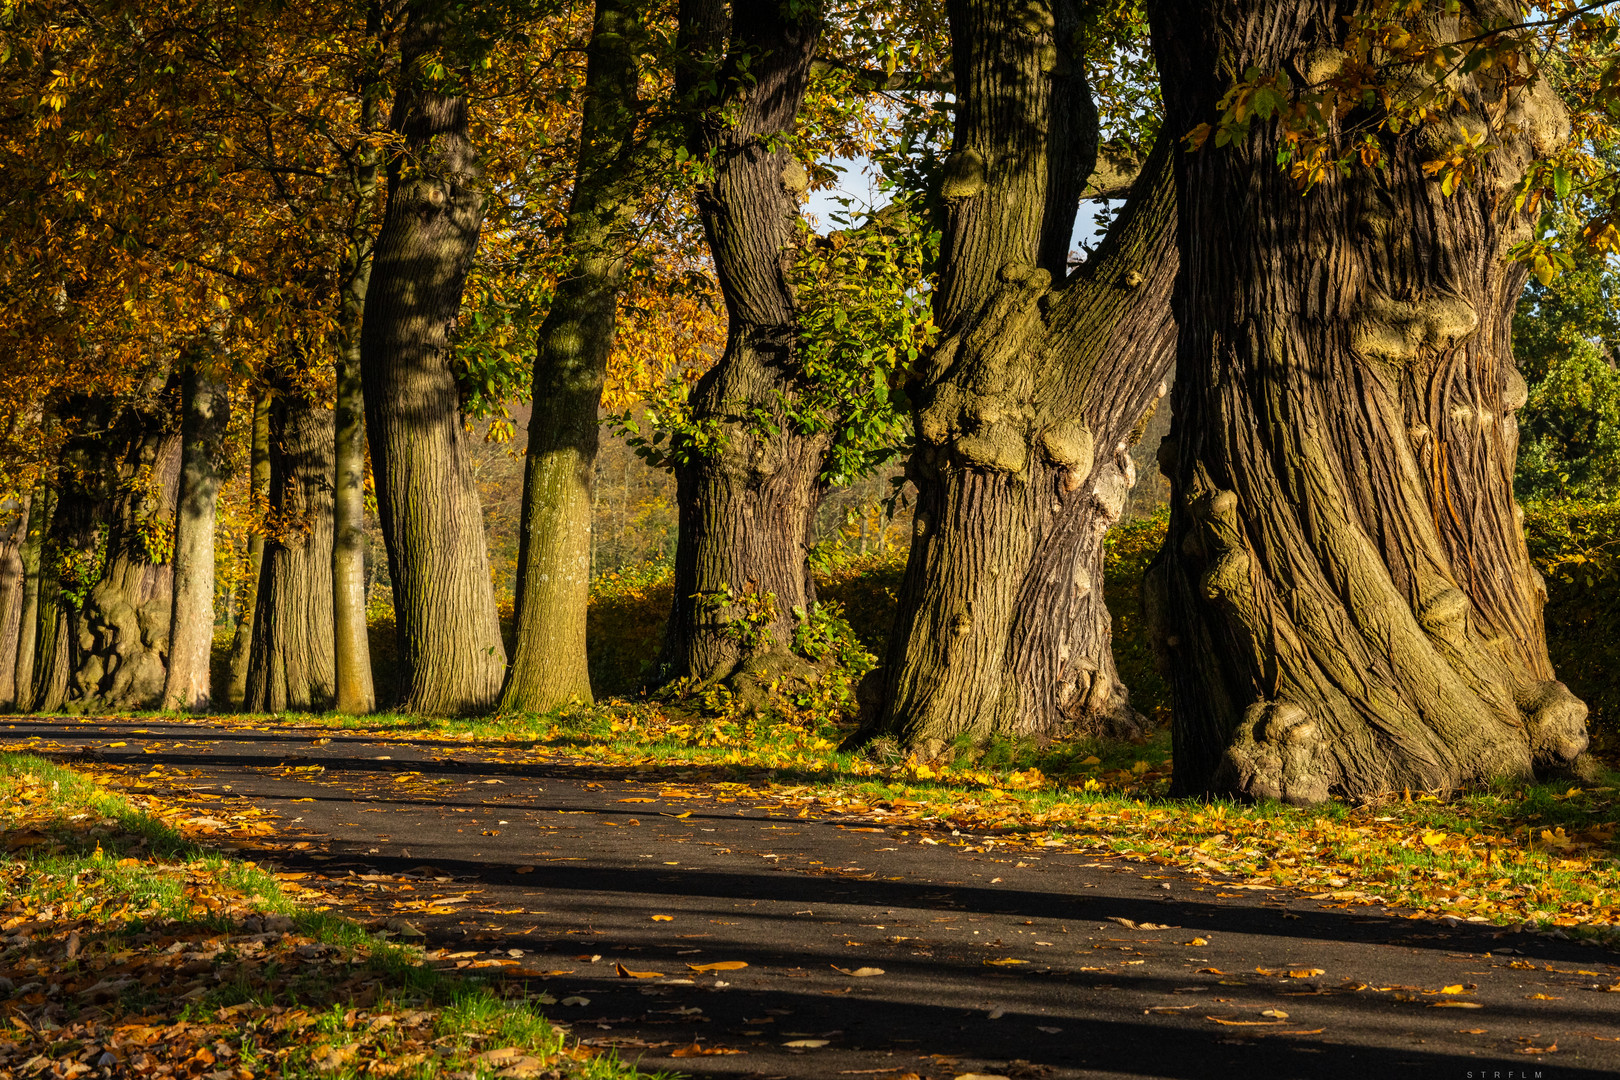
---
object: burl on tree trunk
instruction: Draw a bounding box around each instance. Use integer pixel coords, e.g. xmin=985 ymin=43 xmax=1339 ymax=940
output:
xmin=862 ymin=0 xmax=1177 ymax=754
xmin=1147 ymin=0 xmax=1589 ymax=803
xmin=660 ymin=0 xmax=829 ymax=685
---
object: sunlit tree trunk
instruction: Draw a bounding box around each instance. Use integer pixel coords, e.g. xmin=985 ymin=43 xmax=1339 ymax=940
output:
xmin=225 ymin=392 xmax=271 ymax=708
xmin=660 ymin=0 xmax=829 ymax=684
xmin=162 ymin=361 xmax=230 ymax=711
xmin=0 ymin=495 xmax=31 ymax=710
xmin=360 ymin=0 xmax=505 ymax=713
xmin=502 ymin=0 xmax=646 ymax=713
xmin=1146 ymin=0 xmax=1589 ymax=802
xmin=12 ymin=487 xmax=50 ymax=711
xmin=862 ymin=0 xmax=1178 ymax=753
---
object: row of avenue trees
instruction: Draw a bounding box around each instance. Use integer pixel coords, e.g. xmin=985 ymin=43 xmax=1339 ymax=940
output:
xmin=1 ymin=0 xmax=1616 ymax=802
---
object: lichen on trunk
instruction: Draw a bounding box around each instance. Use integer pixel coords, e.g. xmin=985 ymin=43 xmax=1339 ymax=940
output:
xmin=1147 ymin=0 xmax=1589 ymax=803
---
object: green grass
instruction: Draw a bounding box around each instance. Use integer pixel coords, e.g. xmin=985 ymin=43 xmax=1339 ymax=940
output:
xmin=0 ymin=753 xmax=668 ymax=1079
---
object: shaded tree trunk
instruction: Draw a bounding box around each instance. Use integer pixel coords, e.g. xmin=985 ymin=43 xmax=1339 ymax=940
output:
xmin=0 ymin=496 xmax=31 ymax=710
xmin=862 ymin=0 xmax=1178 ymax=753
xmin=360 ymin=0 xmax=504 ymax=713
xmin=660 ymin=0 xmax=829 ymax=684
xmin=502 ymin=0 xmax=647 ymax=713
xmin=1146 ymin=0 xmax=1588 ymax=802
xmin=13 ymin=486 xmax=51 ymax=711
xmin=163 ymin=362 xmax=231 ymax=710
xmin=225 ymin=392 xmax=272 ymax=707
xmin=245 ymin=391 xmax=337 ymax=713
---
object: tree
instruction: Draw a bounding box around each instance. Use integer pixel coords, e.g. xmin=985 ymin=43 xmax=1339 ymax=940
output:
xmin=224 ymin=394 xmax=272 ymax=707
xmin=855 ymin=0 xmax=1179 ymax=753
xmin=656 ymin=0 xmax=829 ymax=685
xmin=360 ymin=0 xmax=506 ymax=714
xmin=1144 ymin=0 xmax=1592 ymax=802
xmin=245 ymin=378 xmax=338 ymax=712
xmin=161 ymin=358 xmax=231 ymax=710
xmin=501 ymin=0 xmax=654 ymax=712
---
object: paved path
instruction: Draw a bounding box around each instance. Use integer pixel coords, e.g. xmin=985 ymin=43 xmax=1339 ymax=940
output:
xmin=6 ymin=717 xmax=1619 ymax=1080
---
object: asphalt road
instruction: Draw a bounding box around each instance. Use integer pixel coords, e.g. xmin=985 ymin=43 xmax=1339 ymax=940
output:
xmin=6 ymin=716 xmax=1619 ymax=1080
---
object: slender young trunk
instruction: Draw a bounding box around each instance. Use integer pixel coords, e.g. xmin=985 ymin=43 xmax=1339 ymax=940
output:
xmin=502 ymin=0 xmax=646 ymax=713
xmin=862 ymin=1 xmax=1178 ymax=753
xmin=225 ymin=393 xmax=271 ymax=707
xmin=660 ymin=0 xmax=828 ymax=684
xmin=13 ymin=487 xmax=50 ymax=711
xmin=1147 ymin=0 xmax=1587 ymax=802
xmin=360 ymin=0 xmax=505 ymax=713
xmin=0 ymin=496 xmax=32 ymax=709
xmin=163 ymin=362 xmax=231 ymax=710
xmin=333 ymin=10 xmax=386 ymax=716
xmin=245 ymin=391 xmax=337 ymax=712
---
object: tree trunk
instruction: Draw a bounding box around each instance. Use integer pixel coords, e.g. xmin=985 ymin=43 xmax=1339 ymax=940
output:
xmin=333 ymin=13 xmax=385 ymax=716
xmin=225 ymin=392 xmax=272 ymax=707
xmin=660 ymin=0 xmax=829 ymax=684
xmin=1146 ymin=0 xmax=1588 ymax=802
xmin=13 ymin=486 xmax=51 ymax=711
xmin=0 ymin=496 xmax=32 ymax=710
xmin=862 ymin=1 xmax=1178 ymax=754
xmin=245 ymin=391 xmax=337 ymax=712
xmin=360 ymin=0 xmax=505 ymax=713
xmin=162 ymin=362 xmax=231 ymax=711
xmin=502 ymin=0 xmax=646 ymax=713
xmin=49 ymin=391 xmax=181 ymax=714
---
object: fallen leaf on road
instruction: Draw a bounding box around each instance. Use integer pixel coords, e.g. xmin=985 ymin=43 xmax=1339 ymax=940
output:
xmin=831 ymin=966 xmax=884 ymax=977
xmin=784 ymin=1039 xmax=829 ymax=1048
xmin=1438 ymin=985 xmax=1466 ymax=994
xmin=983 ymin=958 xmax=1027 ymax=966
xmin=514 ymin=866 xmax=534 ymax=873
xmin=671 ymin=1043 xmax=744 ymax=1057
xmin=689 ymin=961 xmax=747 ymax=972
xmin=619 ymin=798 xmax=657 ymax=803
xmin=615 ymin=963 xmax=664 ymax=978
xmin=559 ymin=996 xmax=590 ymax=1006
xmin=1261 ymin=1009 xmax=1289 ymax=1019
xmin=1255 ymin=967 xmax=1324 ymax=978
xmin=1183 ymin=937 xmax=1209 ymax=946
xmin=1526 ymin=993 xmax=1561 ymax=1000
xmin=1429 ymin=1001 xmax=1483 ymax=1009
xmin=1207 ymin=1017 xmax=1288 ymax=1026
xmin=1036 ymin=1025 xmax=1062 ymax=1033
xmin=1518 ymin=1043 xmax=1557 ymax=1054
xmin=953 ymin=1074 xmax=1011 ymax=1080
xmin=650 ymin=914 xmax=674 ymax=921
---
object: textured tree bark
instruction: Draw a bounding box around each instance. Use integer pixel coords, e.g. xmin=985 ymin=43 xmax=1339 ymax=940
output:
xmin=46 ymin=392 xmax=181 ymax=713
xmin=0 ymin=496 xmax=31 ymax=710
xmin=502 ymin=0 xmax=645 ymax=713
xmin=1146 ymin=0 xmax=1588 ymax=802
xmin=861 ymin=0 xmax=1178 ymax=753
xmin=245 ymin=391 xmax=337 ymax=713
xmin=660 ymin=0 xmax=829 ymax=684
xmin=162 ymin=362 xmax=231 ymax=711
xmin=360 ymin=0 xmax=505 ymax=713
xmin=12 ymin=487 xmax=50 ymax=711
xmin=225 ymin=393 xmax=271 ymax=707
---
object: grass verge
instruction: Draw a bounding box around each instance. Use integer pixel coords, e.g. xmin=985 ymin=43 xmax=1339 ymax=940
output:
xmin=0 ymin=753 xmax=666 ymax=1080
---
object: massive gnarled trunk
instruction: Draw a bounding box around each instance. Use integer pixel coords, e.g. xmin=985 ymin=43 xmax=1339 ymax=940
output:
xmin=861 ymin=0 xmax=1178 ymax=753
xmin=44 ymin=391 xmax=181 ymax=713
xmin=660 ymin=0 xmax=829 ymax=684
xmin=503 ymin=0 xmax=646 ymax=712
xmin=245 ymin=389 xmax=337 ymax=713
xmin=1147 ymin=0 xmax=1588 ymax=802
xmin=162 ymin=361 xmax=230 ymax=711
xmin=360 ymin=0 xmax=505 ymax=713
